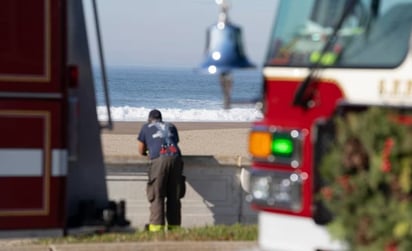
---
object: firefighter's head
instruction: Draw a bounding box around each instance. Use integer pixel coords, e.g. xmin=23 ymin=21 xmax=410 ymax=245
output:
xmin=148 ymin=109 xmax=162 ymax=122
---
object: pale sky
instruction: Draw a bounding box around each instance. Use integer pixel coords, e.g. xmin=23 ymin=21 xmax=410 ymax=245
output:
xmin=85 ymin=0 xmax=278 ymax=68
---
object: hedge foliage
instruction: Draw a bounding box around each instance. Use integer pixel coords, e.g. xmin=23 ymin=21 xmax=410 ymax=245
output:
xmin=319 ymin=107 xmax=412 ymax=251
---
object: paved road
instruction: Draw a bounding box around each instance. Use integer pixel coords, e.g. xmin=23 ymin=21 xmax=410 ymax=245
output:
xmin=3 ymin=241 xmax=259 ymax=251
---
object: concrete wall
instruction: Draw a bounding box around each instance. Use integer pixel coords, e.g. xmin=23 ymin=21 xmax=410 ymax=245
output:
xmin=106 ymin=156 xmax=256 ymax=230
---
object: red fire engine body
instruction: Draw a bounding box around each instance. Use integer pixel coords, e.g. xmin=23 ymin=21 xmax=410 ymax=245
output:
xmin=0 ymin=0 xmax=112 ymax=234
xmin=246 ymin=0 xmax=412 ymax=250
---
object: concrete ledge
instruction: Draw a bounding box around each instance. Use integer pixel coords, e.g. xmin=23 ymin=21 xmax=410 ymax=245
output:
xmin=106 ymin=155 xmax=256 ymax=229
xmin=104 ymin=155 xmax=252 ymax=166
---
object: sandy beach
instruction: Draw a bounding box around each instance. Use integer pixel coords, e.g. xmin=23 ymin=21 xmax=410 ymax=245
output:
xmin=102 ymin=122 xmax=253 ymax=164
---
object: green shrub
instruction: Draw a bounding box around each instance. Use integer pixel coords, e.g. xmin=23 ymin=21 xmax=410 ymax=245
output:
xmin=318 ymin=107 xmax=412 ymax=251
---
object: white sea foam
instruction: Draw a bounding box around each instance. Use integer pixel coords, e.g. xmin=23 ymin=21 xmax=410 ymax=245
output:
xmin=97 ymin=106 xmax=263 ymax=122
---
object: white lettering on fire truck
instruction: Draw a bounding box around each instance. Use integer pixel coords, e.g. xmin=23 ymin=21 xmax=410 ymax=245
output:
xmin=379 ymin=79 xmax=412 ymax=98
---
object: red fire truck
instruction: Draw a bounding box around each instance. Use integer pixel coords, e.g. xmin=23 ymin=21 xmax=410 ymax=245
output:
xmin=246 ymin=0 xmax=412 ymax=250
xmin=0 ymin=0 xmax=117 ymax=235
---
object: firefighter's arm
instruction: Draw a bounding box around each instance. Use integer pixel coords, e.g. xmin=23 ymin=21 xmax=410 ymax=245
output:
xmin=137 ymin=140 xmax=148 ymax=156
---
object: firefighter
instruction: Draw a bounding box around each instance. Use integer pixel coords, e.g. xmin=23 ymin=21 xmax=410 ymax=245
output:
xmin=137 ymin=109 xmax=185 ymax=232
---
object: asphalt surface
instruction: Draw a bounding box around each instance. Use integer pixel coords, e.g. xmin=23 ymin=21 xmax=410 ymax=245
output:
xmin=2 ymin=241 xmax=259 ymax=251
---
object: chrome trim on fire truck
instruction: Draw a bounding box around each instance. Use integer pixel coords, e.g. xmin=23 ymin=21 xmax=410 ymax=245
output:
xmin=0 ymin=92 xmax=62 ymax=99
xmin=52 ymin=150 xmax=68 ymax=176
xmin=0 ymin=149 xmax=43 ymax=176
xmin=0 ymin=149 xmax=67 ymax=177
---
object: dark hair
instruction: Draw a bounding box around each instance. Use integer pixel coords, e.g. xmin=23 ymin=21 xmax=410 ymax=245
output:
xmin=148 ymin=109 xmax=162 ymax=122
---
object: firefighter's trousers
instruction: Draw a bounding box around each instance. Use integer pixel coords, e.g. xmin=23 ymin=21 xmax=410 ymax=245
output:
xmin=146 ymin=155 xmax=184 ymax=229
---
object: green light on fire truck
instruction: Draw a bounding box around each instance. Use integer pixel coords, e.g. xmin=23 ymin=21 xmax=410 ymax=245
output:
xmin=271 ymin=137 xmax=293 ymax=157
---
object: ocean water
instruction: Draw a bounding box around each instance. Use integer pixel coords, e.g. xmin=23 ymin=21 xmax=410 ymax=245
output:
xmin=94 ymin=66 xmax=264 ymax=122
